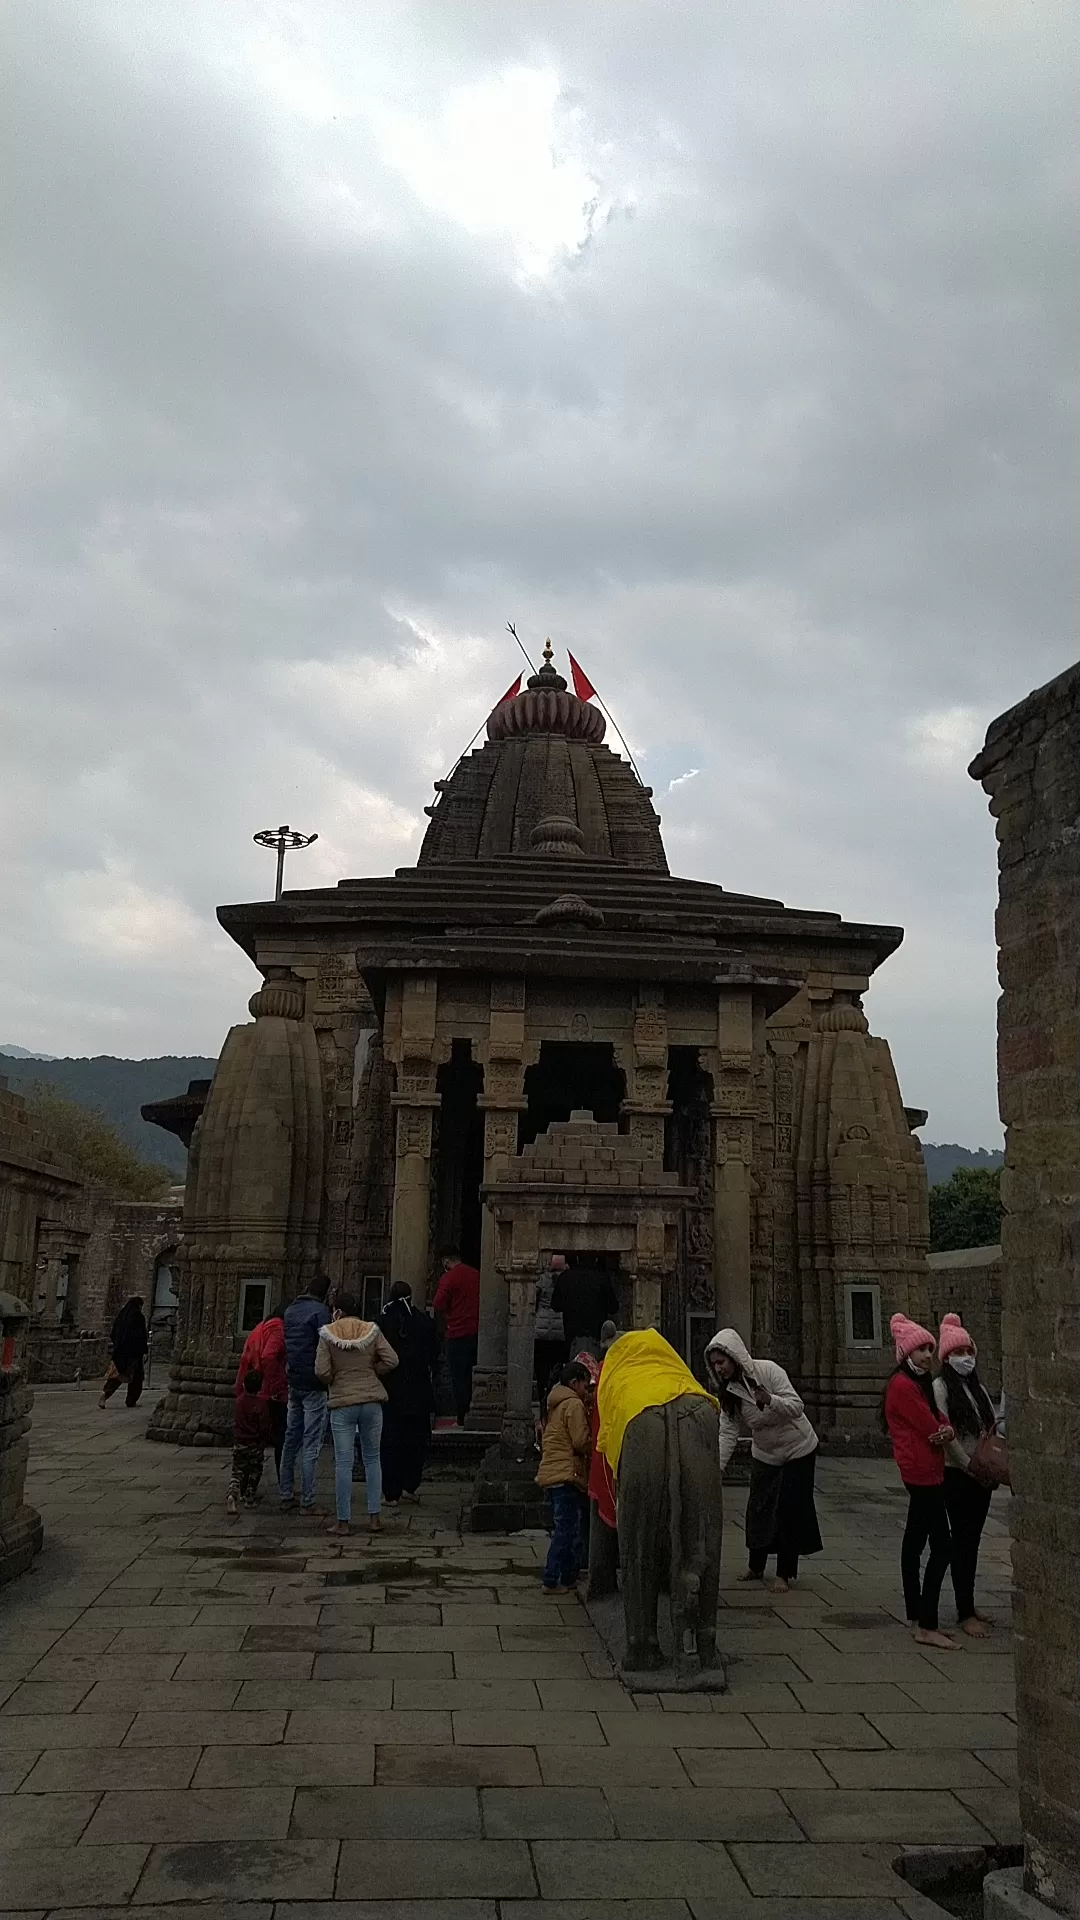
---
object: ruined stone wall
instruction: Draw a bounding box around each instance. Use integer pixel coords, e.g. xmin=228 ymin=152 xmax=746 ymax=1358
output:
xmin=972 ymin=660 xmax=1080 ymax=1917
xmin=926 ymin=1245 xmax=1003 ymax=1393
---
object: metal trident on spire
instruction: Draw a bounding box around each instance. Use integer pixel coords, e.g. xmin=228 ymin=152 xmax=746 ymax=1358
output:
xmin=254 ymin=824 xmax=318 ymax=900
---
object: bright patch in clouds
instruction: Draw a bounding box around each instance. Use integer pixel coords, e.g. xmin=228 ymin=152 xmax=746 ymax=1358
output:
xmin=373 ymin=68 xmax=609 ymax=279
xmin=667 ymin=768 xmax=701 ymax=794
xmin=906 ymin=707 xmax=985 ymax=770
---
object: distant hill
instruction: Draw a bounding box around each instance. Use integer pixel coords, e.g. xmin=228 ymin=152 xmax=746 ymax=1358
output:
xmin=0 ymin=1043 xmax=58 ymax=1060
xmin=0 ymin=1054 xmax=217 ymax=1177
xmin=922 ymin=1142 xmax=1004 ymax=1188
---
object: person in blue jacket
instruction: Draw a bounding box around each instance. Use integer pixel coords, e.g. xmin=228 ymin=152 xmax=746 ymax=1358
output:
xmin=278 ymin=1275 xmax=332 ymax=1514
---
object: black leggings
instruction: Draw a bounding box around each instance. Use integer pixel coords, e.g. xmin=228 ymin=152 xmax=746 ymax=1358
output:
xmin=943 ymin=1468 xmax=993 ymax=1623
xmin=901 ymin=1482 xmax=952 ymax=1631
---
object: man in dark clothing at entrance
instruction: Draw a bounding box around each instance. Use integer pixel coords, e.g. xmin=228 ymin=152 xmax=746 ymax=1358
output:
xmin=552 ymin=1261 xmax=620 ymax=1358
xmin=432 ymin=1246 xmax=480 ymax=1424
xmin=378 ymin=1280 xmax=439 ymax=1502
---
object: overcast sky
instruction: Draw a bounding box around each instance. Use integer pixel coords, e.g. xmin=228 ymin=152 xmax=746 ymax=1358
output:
xmin=2 ymin=2 xmax=1076 ymax=1144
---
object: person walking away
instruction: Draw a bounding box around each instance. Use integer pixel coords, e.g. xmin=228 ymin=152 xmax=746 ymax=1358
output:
xmin=533 ymin=1255 xmax=568 ymax=1406
xmin=236 ymin=1314 xmax=288 ymax=1478
xmin=551 ymin=1259 xmax=619 ymax=1360
xmin=705 ymin=1328 xmax=821 ymax=1593
xmin=279 ymin=1275 xmax=332 ymax=1515
xmin=934 ymin=1312 xmax=999 ymax=1637
xmin=884 ymin=1312 xmax=958 ymax=1650
xmin=99 ymin=1296 xmax=149 ymax=1408
xmin=536 ymin=1361 xmax=593 ymax=1593
xmin=432 ymin=1246 xmax=480 ymax=1425
xmin=227 ymin=1368 xmax=273 ymax=1516
xmin=378 ymin=1281 xmax=438 ymax=1504
xmin=316 ymin=1292 xmax=399 ymax=1535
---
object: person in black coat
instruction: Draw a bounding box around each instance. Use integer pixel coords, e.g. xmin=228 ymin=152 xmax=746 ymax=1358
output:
xmin=99 ymin=1296 xmax=149 ymax=1409
xmin=378 ymin=1281 xmax=440 ymax=1503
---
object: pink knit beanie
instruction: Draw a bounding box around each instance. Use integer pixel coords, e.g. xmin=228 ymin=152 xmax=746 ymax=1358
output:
xmin=890 ymin=1312 xmax=935 ymax=1362
xmin=938 ymin=1312 xmax=975 ymax=1362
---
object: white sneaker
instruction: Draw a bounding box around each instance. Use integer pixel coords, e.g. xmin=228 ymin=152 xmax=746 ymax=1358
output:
xmin=225 ymin=1492 xmax=237 ymax=1517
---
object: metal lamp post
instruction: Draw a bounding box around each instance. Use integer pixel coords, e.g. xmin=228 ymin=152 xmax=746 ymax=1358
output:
xmin=254 ymin=825 xmax=318 ymax=900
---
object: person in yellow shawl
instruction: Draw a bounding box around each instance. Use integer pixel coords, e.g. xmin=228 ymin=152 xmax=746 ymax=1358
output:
xmin=596 ymin=1328 xmax=723 ymax=1678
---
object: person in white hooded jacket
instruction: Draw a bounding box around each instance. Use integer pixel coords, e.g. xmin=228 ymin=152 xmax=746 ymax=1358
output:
xmin=705 ymin=1328 xmax=822 ymax=1592
xmin=315 ymin=1294 xmax=398 ymax=1536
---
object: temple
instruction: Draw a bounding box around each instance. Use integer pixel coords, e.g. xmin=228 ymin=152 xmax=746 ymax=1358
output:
xmin=147 ymin=645 xmax=930 ymax=1449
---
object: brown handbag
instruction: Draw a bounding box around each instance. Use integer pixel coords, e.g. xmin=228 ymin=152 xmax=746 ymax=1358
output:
xmin=969 ymin=1425 xmax=1011 ymax=1490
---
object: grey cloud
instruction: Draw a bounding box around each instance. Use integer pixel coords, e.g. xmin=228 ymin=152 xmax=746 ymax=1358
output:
xmin=2 ymin=0 xmax=1076 ymax=1142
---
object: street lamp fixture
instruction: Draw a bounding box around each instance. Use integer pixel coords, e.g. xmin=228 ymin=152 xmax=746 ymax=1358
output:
xmin=253 ymin=824 xmax=318 ymax=900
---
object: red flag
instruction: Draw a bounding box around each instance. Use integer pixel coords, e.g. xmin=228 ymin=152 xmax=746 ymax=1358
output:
xmin=497 ymin=674 xmax=522 ymax=705
xmin=568 ymin=652 xmax=597 ymax=702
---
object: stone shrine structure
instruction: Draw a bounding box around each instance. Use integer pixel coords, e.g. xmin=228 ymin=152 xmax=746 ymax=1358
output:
xmin=972 ymin=660 xmax=1080 ymax=1920
xmin=148 ymin=646 xmax=930 ymax=1447
xmin=0 ymin=1076 xmax=182 ymax=1384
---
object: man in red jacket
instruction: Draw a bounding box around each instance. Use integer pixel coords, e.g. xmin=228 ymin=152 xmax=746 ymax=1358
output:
xmin=432 ymin=1245 xmax=480 ymax=1425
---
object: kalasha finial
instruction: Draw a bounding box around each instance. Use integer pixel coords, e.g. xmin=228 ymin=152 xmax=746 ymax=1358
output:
xmin=542 ymin=637 xmax=554 ymax=666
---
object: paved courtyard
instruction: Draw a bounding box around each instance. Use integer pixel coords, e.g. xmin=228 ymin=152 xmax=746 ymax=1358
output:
xmin=0 ymin=1385 xmax=1018 ymax=1919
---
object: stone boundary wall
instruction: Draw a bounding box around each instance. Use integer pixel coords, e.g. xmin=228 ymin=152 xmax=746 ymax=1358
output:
xmin=971 ymin=659 xmax=1080 ymax=1917
xmin=927 ymin=1244 xmax=1003 ymax=1392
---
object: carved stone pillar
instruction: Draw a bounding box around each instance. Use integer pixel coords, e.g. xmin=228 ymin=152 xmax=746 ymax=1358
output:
xmin=617 ymin=987 xmax=672 ymax=1162
xmin=389 ymin=1086 xmax=439 ymax=1306
xmin=385 ymin=977 xmax=442 ymax=1308
xmin=708 ymin=992 xmax=755 ymax=1337
xmin=470 ymin=980 xmax=533 ymax=1426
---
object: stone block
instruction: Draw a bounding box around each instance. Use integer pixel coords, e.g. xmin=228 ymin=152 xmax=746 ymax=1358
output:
xmin=0 ymin=1843 xmax=148 ymax=1909
xmin=0 ymin=1712 xmax=133 ymax=1749
xmin=19 ymin=1746 xmax=202 ymax=1791
xmin=81 ymin=1787 xmax=295 ymax=1844
xmin=123 ymin=1710 xmax=287 ymax=1746
xmin=292 ymin=1784 xmax=480 ymax=1837
xmin=819 ymin=1750 xmax=1006 ymax=1790
xmin=480 ymin=1787 xmax=614 ymax=1839
xmin=866 ymin=1713 xmax=1017 ymax=1749
xmin=0 ymin=1789 xmax=100 ymax=1843
xmin=336 ymin=1837 xmax=535 ymax=1899
xmin=679 ymin=1747 xmax=836 ymax=1788
xmin=782 ymin=1788 xmax=990 ymax=1844
xmin=376 ymin=1745 xmax=541 ymax=1786
xmin=539 ymin=1747 xmax=691 ymax=1787
xmin=530 ymin=1839 xmax=746 ymax=1901
xmin=603 ymin=1786 xmax=802 ymax=1842
xmin=452 ymin=1709 xmax=605 ymax=1747
xmin=134 ymin=1838 xmax=339 ymax=1904
xmin=729 ymin=1842 xmax=903 ymax=1897
xmin=983 ymin=1865 xmax=1061 ymax=1920
xmin=599 ymin=1711 xmax=762 ymax=1748
xmin=192 ymin=1743 xmax=374 ymax=1789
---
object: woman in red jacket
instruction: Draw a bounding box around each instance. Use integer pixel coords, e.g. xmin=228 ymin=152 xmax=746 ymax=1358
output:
xmin=884 ymin=1314 xmax=958 ymax=1650
xmin=236 ymin=1317 xmax=288 ymax=1478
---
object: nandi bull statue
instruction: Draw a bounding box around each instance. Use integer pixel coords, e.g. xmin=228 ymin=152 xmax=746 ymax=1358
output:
xmin=591 ymin=1328 xmax=724 ymax=1689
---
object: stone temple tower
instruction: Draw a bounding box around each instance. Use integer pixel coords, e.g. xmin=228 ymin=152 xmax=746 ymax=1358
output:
xmin=147 ymin=645 xmax=929 ymax=1448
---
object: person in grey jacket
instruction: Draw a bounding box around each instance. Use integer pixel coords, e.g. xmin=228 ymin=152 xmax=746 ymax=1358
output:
xmin=315 ymin=1295 xmax=398 ymax=1536
xmin=706 ymin=1328 xmax=822 ymax=1592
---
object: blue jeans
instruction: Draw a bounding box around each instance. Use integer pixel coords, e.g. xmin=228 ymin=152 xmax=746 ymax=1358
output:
xmin=331 ymin=1402 xmax=383 ymax=1522
xmin=278 ymin=1388 xmax=328 ymax=1508
xmin=543 ymin=1484 xmax=589 ymax=1590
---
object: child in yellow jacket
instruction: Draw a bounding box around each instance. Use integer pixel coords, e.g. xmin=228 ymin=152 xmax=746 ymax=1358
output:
xmin=536 ymin=1361 xmax=592 ymax=1593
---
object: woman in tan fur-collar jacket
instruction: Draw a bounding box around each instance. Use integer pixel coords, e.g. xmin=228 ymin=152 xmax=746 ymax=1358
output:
xmin=315 ymin=1298 xmax=398 ymax=1535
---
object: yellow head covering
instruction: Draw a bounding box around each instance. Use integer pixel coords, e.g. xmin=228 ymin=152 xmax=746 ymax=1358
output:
xmin=596 ymin=1327 xmax=714 ymax=1475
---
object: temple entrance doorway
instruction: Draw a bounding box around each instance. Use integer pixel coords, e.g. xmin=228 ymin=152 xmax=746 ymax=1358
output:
xmin=520 ymin=1043 xmax=626 ymax=1148
xmin=432 ymin=1041 xmax=484 ymax=1268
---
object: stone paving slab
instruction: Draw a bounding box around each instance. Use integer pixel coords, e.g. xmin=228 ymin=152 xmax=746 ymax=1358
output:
xmin=376 ymin=1744 xmax=542 ymax=1786
xmin=132 ymin=1837 xmax=339 ymax=1903
xmin=0 ymin=1843 xmax=149 ymax=1910
xmin=3 ymin=1393 xmax=1019 ymax=1918
xmin=291 ymin=1783 xmax=481 ymax=1837
xmin=602 ymin=1786 xmax=802 ymax=1842
xmin=336 ymin=1836 xmax=536 ymax=1898
xmin=730 ymin=1843 xmax=905 ymax=1897
xmin=531 ymin=1840 xmax=747 ymax=1901
xmin=480 ymin=1787 xmax=615 ymax=1839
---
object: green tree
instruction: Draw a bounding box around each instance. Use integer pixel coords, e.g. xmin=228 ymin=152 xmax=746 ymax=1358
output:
xmin=24 ymin=1084 xmax=173 ymax=1201
xmin=929 ymin=1164 xmax=1002 ymax=1252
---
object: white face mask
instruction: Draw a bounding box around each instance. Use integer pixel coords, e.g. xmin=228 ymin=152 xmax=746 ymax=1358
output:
xmin=950 ymin=1353 xmax=977 ymax=1376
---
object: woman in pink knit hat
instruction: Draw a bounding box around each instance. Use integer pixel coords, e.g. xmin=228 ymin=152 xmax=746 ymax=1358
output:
xmin=932 ymin=1314 xmax=999 ymax=1637
xmin=883 ymin=1313 xmax=958 ymax=1649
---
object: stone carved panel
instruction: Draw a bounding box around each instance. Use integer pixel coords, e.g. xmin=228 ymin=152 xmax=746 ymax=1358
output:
xmin=491 ymin=978 xmax=525 ymax=1011
xmin=483 ymin=1111 xmax=519 ymax=1162
xmin=397 ymin=1108 xmax=434 ymax=1158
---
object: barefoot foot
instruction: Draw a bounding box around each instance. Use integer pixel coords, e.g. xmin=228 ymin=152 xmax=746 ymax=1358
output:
xmin=914 ymin=1627 xmax=959 ymax=1649
xmin=769 ymin=1578 xmax=791 ymax=1594
xmin=960 ymin=1616 xmax=993 ymax=1637
xmin=738 ymin=1571 xmax=764 ymax=1584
